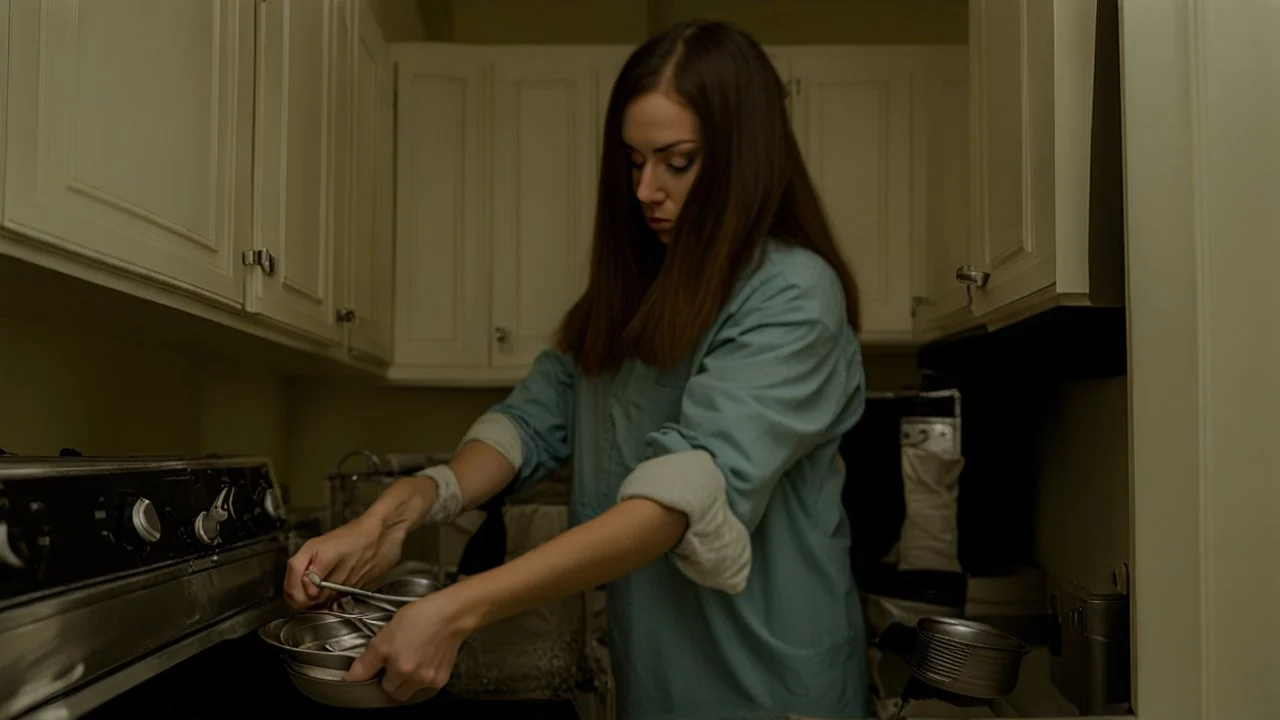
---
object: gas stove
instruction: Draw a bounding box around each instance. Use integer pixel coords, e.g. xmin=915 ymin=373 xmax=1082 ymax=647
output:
xmin=0 ymin=454 xmax=284 ymax=605
xmin=0 ymin=453 xmax=290 ymax=719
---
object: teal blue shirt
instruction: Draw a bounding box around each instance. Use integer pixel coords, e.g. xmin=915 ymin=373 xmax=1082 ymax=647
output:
xmin=491 ymin=243 xmax=869 ymax=720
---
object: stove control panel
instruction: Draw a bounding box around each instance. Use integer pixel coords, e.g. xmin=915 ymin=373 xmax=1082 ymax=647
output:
xmin=0 ymin=457 xmax=286 ymax=603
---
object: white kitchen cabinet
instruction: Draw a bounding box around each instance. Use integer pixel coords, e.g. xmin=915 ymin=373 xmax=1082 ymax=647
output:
xmin=908 ymin=52 xmax=974 ymax=339
xmin=956 ymin=0 xmax=1123 ymax=328
xmin=0 ymin=0 xmax=398 ymax=374
xmin=390 ymin=43 xmax=966 ymax=384
xmin=247 ymin=0 xmax=346 ymax=345
xmin=489 ymin=48 xmax=597 ymax=370
xmin=594 ymin=48 xmax=629 ymax=164
xmin=784 ymin=47 xmax=914 ymax=342
xmin=766 ymin=46 xmax=971 ymax=343
xmin=3 ymin=0 xmax=256 ymax=307
xmin=327 ymin=0 xmax=357 ymax=355
xmin=344 ymin=0 xmax=396 ymax=363
xmin=389 ymin=44 xmax=610 ymax=384
xmin=389 ymin=44 xmax=491 ymax=380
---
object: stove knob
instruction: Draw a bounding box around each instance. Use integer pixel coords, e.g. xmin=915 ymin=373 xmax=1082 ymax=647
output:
xmin=263 ymin=488 xmax=284 ymax=520
xmin=194 ymin=511 xmax=220 ymax=545
xmin=0 ymin=522 xmax=24 ymax=569
xmin=130 ymin=498 xmax=161 ymax=543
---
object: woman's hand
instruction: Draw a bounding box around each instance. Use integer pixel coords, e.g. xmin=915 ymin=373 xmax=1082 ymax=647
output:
xmin=343 ymin=587 xmax=476 ymax=700
xmin=283 ymin=515 xmax=406 ymax=609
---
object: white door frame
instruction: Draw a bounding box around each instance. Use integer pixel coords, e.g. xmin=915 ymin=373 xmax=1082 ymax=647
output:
xmin=1124 ymin=0 xmax=1280 ymax=718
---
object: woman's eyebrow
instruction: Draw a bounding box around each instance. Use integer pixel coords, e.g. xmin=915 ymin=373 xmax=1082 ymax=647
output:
xmin=623 ymin=139 xmax=700 ymax=154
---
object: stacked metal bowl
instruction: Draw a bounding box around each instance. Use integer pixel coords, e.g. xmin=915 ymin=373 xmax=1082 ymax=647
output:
xmin=259 ymin=575 xmax=442 ymax=708
xmin=907 ymin=616 xmax=1030 ymax=699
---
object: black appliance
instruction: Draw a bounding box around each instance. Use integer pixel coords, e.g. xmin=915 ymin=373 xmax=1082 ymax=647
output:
xmin=0 ymin=454 xmax=288 ymax=719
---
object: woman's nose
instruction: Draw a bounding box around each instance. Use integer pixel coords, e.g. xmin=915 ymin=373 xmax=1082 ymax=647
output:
xmin=635 ymin=167 xmax=664 ymax=205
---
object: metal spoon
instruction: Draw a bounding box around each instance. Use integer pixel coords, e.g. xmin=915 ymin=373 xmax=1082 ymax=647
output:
xmin=330 ymin=594 xmax=401 ymax=615
xmin=310 ymin=608 xmax=390 ymax=629
xmin=305 ymin=571 xmax=417 ymax=607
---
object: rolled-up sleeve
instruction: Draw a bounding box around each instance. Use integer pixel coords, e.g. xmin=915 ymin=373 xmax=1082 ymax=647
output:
xmin=618 ymin=269 xmax=861 ymax=593
xmin=461 ymin=349 xmax=577 ymax=494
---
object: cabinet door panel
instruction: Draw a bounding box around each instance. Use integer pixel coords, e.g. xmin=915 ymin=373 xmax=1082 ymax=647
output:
xmin=250 ymin=0 xmax=342 ymax=343
xmin=790 ymin=49 xmax=912 ymax=339
xmin=392 ymin=45 xmax=489 ymax=370
xmin=348 ymin=0 xmax=394 ymax=361
xmin=489 ymin=50 xmax=596 ymax=369
xmin=969 ymin=0 xmax=1059 ymax=316
xmin=4 ymin=0 xmax=254 ymax=304
xmin=911 ymin=58 xmax=976 ymax=338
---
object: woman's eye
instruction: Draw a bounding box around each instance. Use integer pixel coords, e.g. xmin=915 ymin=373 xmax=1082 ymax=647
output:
xmin=669 ymin=156 xmax=694 ymax=174
xmin=627 ymin=154 xmax=645 ymax=169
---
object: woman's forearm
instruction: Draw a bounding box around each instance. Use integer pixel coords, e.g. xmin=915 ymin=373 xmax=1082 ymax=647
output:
xmin=363 ymin=440 xmax=517 ymax=531
xmin=447 ymin=498 xmax=689 ymax=632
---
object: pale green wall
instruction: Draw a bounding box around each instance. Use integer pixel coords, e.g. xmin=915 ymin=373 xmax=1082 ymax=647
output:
xmin=0 ymin=313 xmax=289 ymax=477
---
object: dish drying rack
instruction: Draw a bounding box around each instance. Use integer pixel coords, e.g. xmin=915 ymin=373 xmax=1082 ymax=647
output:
xmin=326 ymin=450 xmax=452 ymax=532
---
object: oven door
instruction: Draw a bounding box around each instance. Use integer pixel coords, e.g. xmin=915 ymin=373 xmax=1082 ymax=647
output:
xmin=2 ymin=539 xmax=286 ymax=719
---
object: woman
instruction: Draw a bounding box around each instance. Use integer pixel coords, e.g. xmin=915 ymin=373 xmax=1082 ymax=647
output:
xmin=285 ymin=19 xmax=869 ymax=720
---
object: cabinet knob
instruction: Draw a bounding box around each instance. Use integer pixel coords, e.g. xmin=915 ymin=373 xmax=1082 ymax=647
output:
xmin=336 ymin=307 xmax=357 ymax=324
xmin=955 ymin=265 xmax=991 ymax=288
xmin=493 ymin=326 xmax=511 ymax=345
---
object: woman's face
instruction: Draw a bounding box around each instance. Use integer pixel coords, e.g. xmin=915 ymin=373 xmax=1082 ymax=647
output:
xmin=623 ymin=89 xmax=702 ymax=244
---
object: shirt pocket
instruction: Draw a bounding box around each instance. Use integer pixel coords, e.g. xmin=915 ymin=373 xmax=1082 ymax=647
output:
xmin=619 ymin=363 xmax=687 ymax=414
xmin=611 ymin=365 xmax=687 ymax=470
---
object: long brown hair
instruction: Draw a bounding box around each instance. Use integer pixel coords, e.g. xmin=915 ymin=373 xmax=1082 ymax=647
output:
xmin=556 ymin=20 xmax=859 ymax=377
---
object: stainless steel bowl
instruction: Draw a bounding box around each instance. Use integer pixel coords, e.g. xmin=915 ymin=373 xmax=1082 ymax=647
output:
xmin=283 ymin=664 xmax=438 ymax=708
xmin=258 ymin=570 xmax=450 ymax=708
xmin=375 ymin=575 xmax=442 ymax=601
xmin=909 ymin=617 xmax=1030 ymax=699
xmin=279 ymin=612 xmax=387 ymax=653
xmin=258 ymin=612 xmax=390 ymax=671
xmin=286 ymin=658 xmax=349 ymax=682
xmin=260 ymin=617 xmax=359 ymax=671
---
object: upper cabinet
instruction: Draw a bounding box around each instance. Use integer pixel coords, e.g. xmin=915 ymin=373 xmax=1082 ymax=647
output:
xmin=489 ymin=49 xmax=598 ymax=371
xmin=344 ymin=0 xmax=396 ymax=363
xmin=913 ymin=0 xmax=1125 ymax=339
xmin=249 ymin=0 xmax=345 ymax=345
xmin=4 ymin=0 xmax=256 ymax=307
xmin=390 ymin=44 xmax=610 ymax=385
xmin=0 ymin=3 xmax=1126 ymax=385
xmin=907 ymin=48 xmax=973 ymax=338
xmin=389 ymin=42 xmax=966 ymax=383
xmin=1 ymin=0 xmax=396 ymax=365
xmin=389 ymin=44 xmax=490 ymax=380
xmin=781 ymin=46 xmax=965 ymax=343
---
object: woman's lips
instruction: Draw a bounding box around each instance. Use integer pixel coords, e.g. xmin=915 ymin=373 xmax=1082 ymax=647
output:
xmin=646 ymin=217 xmax=671 ymax=230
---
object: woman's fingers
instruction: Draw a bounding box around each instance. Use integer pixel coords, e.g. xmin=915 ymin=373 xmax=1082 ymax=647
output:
xmin=283 ymin=521 xmax=389 ymax=609
xmin=344 ymin=641 xmax=387 ymax=683
xmin=384 ymin=673 xmax=424 ymax=702
xmin=283 ymin=544 xmax=320 ymax=608
xmin=284 ymin=539 xmax=341 ymax=608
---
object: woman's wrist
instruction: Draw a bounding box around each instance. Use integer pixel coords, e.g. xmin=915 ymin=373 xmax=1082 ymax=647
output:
xmin=436 ymin=576 xmax=497 ymax=635
xmin=362 ymin=475 xmax=438 ymax=532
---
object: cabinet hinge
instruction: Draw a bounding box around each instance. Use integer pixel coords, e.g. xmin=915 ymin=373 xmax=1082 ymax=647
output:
xmin=242 ymin=248 xmax=277 ymax=277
